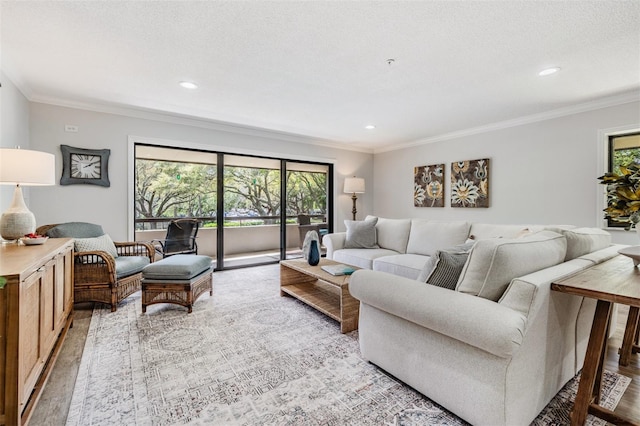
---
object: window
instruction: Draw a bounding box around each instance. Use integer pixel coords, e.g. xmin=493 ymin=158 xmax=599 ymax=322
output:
xmin=132 ymin=143 xmax=333 ymax=269
xmin=606 ymin=131 xmax=640 ymax=228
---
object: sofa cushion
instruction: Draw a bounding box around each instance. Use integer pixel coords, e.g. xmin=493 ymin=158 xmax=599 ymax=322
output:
xmin=467 ymin=223 xmax=548 ymax=240
xmin=334 ymin=248 xmax=398 ymax=270
xmin=373 ymin=254 xmax=429 ymax=280
xmin=115 ymin=256 xmax=150 ymax=279
xmin=546 ymin=227 xmax=611 ymax=261
xmin=375 ymin=217 xmax=412 ymax=253
xmin=456 ymin=230 xmax=567 ymax=301
xmin=47 ymin=222 xmax=105 ymax=238
xmin=344 ymin=217 xmax=379 ymax=249
xmin=406 ymin=220 xmax=470 ymax=256
xmin=74 ymin=234 xmax=119 ymax=259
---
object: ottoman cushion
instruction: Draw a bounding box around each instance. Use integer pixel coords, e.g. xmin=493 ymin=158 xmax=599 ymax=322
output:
xmin=142 ymin=255 xmax=211 ymax=280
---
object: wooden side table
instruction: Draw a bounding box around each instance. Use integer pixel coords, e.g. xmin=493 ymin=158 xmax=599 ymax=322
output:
xmin=552 ymin=255 xmax=640 ymax=426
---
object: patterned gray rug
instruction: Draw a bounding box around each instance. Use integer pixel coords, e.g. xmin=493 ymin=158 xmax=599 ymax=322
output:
xmin=66 ymin=264 xmax=630 ymax=426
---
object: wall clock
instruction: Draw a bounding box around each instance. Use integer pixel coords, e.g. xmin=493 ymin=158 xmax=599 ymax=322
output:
xmin=60 ymin=145 xmax=111 ymax=187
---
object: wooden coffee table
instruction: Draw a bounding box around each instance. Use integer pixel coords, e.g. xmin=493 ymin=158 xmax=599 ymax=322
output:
xmin=280 ymin=258 xmax=359 ymax=333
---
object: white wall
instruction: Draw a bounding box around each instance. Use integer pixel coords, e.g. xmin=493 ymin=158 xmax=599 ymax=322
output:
xmin=0 ymin=71 xmax=31 ymax=212
xmin=373 ymin=101 xmax=640 ymax=244
xmin=28 ymin=103 xmax=374 ymax=240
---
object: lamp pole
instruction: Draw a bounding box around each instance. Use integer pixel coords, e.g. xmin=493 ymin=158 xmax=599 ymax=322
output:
xmin=351 ymin=193 xmax=358 ymax=220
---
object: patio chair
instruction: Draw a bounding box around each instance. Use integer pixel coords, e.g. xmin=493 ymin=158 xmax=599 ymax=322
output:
xmin=37 ymin=222 xmax=154 ymax=312
xmin=151 ymin=218 xmax=201 ymax=259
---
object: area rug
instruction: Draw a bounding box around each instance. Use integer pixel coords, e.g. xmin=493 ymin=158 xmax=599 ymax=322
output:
xmin=66 ymin=264 xmax=631 ymax=426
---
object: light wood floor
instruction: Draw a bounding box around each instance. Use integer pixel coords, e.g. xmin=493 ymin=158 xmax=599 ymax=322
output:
xmin=605 ymin=304 xmax=640 ymax=421
xmin=29 ymin=302 xmax=640 ymax=425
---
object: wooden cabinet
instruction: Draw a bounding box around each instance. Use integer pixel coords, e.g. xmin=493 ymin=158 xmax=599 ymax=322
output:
xmin=0 ymin=238 xmax=74 ymax=426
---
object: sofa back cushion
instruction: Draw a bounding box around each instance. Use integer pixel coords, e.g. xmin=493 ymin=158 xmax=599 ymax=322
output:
xmin=406 ymin=220 xmax=471 ymax=256
xmin=456 ymin=230 xmax=567 ymax=301
xmin=375 ymin=217 xmax=411 ymax=253
xmin=546 ymin=227 xmax=611 ymax=261
xmin=467 ymin=223 xmax=551 ymax=240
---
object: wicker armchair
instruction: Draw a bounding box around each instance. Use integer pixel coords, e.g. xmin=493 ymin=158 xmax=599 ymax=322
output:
xmin=37 ymin=222 xmax=154 ymax=312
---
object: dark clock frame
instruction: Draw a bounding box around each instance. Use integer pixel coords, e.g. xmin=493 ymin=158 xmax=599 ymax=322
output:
xmin=60 ymin=145 xmax=111 ymax=187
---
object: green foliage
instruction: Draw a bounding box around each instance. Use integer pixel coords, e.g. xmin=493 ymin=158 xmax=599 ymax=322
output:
xmin=599 ymin=163 xmax=640 ymax=229
xmin=136 ymin=159 xmax=327 ymax=228
xmin=136 ymin=160 xmax=216 ymax=221
xmin=0 ymin=276 xmax=6 ymax=289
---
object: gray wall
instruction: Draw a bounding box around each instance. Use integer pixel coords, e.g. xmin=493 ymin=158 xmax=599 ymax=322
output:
xmin=0 ymin=71 xmax=31 ymax=211
xmin=372 ymin=101 xmax=640 ymax=244
xmin=4 ymin=69 xmax=639 ymax=245
xmin=27 ymin=102 xmax=374 ymax=240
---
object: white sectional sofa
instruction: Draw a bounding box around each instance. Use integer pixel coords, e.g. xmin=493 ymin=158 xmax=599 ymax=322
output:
xmin=322 ymin=217 xmax=622 ymax=426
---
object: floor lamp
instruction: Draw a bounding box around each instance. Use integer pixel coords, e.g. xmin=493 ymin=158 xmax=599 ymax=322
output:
xmin=344 ymin=177 xmax=365 ymax=220
xmin=0 ymin=148 xmax=55 ymax=241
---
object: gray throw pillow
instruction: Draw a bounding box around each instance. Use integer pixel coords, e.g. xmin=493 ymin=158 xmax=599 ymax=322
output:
xmin=424 ymin=250 xmax=470 ymax=290
xmin=344 ymin=217 xmax=379 ymax=249
xmin=417 ymin=241 xmax=475 ymax=284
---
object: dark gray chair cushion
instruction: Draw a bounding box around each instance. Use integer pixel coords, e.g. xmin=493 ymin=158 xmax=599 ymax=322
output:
xmin=142 ymin=255 xmax=212 ymax=280
xmin=115 ymin=256 xmax=151 ymax=279
xmin=47 ymin=222 xmax=105 ymax=238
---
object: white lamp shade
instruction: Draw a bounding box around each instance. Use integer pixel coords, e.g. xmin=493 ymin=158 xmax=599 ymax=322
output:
xmin=344 ymin=177 xmax=365 ymax=194
xmin=0 ymin=148 xmax=55 ymax=186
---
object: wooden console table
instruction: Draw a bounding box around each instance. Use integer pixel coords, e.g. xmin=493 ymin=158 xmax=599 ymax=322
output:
xmin=0 ymin=239 xmax=74 ymax=426
xmin=551 ymin=255 xmax=640 ymax=426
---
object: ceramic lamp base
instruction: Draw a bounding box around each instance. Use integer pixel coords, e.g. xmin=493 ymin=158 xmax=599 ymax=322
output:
xmin=0 ymin=185 xmax=36 ymax=240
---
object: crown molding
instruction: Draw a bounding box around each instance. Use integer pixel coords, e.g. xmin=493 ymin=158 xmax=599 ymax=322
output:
xmin=374 ymin=90 xmax=640 ymax=154
xmin=26 ymin=95 xmax=375 ymax=154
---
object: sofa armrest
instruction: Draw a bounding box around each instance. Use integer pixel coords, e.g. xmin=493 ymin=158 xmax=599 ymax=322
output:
xmin=322 ymin=232 xmax=346 ymax=259
xmin=349 ymin=269 xmax=526 ymax=358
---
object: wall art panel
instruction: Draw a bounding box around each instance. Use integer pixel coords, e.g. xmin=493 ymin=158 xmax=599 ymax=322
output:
xmin=450 ymin=159 xmax=490 ymax=208
xmin=414 ymin=164 xmax=444 ymax=207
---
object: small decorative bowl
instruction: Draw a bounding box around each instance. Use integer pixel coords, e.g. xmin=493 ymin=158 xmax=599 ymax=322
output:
xmin=21 ymin=236 xmax=49 ymax=245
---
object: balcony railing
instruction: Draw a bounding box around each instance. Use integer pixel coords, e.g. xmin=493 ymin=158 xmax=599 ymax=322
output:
xmin=134 ymin=215 xmax=327 ymax=260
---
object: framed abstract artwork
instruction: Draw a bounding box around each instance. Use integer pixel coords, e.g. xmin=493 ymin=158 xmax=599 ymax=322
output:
xmin=414 ymin=164 xmax=444 ymax=207
xmin=450 ymin=159 xmax=490 ymax=208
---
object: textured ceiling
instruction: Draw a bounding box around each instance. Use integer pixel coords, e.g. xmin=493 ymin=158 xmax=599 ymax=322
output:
xmin=1 ymin=1 xmax=639 ymax=152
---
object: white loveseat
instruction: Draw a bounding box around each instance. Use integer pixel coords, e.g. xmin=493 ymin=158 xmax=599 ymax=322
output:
xmin=322 ymin=217 xmax=622 ymax=425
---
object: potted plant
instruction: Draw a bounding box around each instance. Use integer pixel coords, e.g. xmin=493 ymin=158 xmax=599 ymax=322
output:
xmin=598 ymin=163 xmax=640 ymax=230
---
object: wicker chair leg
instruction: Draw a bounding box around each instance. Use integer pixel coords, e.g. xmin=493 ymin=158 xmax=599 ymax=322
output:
xmin=111 ymin=287 xmax=118 ymax=312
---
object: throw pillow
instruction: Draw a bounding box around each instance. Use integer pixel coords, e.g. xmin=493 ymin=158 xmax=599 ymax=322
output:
xmin=47 ymin=222 xmax=105 ymax=238
xmin=344 ymin=217 xmax=379 ymax=249
xmin=423 ymin=251 xmax=470 ymax=290
xmin=546 ymin=227 xmax=611 ymax=261
xmin=456 ymin=230 xmax=566 ymax=301
xmin=417 ymin=241 xmax=475 ymax=283
xmin=74 ymin=234 xmax=119 ymax=259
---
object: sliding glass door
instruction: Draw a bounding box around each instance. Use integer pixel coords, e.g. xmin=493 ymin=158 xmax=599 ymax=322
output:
xmin=133 ymin=144 xmax=332 ymax=270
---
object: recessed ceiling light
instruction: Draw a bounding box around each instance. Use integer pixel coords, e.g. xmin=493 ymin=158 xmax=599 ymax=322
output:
xmin=179 ymin=81 xmax=198 ymax=89
xmin=538 ymin=67 xmax=560 ymax=76
xmin=365 ymin=124 xmax=376 ymax=130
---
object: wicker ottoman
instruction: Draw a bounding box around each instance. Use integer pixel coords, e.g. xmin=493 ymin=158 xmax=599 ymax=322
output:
xmin=141 ymin=255 xmax=213 ymax=313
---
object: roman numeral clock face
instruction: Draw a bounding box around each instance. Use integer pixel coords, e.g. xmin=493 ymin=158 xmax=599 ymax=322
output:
xmin=70 ymin=154 xmax=101 ymax=179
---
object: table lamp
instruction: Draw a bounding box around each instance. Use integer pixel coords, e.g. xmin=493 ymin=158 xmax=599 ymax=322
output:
xmin=0 ymin=148 xmax=55 ymax=241
xmin=344 ymin=176 xmax=365 ymax=220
